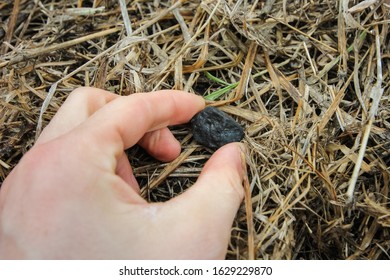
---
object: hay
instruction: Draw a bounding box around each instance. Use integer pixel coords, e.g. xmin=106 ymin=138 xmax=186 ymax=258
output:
xmin=0 ymin=0 xmax=389 ymax=259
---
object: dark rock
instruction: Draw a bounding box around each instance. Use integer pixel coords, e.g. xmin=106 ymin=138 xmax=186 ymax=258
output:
xmin=190 ymin=106 xmax=244 ymax=150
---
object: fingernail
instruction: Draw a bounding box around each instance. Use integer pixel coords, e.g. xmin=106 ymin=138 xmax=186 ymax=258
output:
xmin=197 ymin=95 xmax=206 ymax=109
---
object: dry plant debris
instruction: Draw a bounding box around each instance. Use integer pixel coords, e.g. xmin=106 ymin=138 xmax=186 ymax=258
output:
xmin=0 ymin=0 xmax=389 ymax=259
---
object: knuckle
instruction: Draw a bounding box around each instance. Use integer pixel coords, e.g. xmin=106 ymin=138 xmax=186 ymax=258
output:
xmin=67 ymin=87 xmax=95 ymax=102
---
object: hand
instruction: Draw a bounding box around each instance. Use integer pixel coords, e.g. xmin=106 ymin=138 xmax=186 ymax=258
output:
xmin=0 ymin=87 xmax=245 ymax=259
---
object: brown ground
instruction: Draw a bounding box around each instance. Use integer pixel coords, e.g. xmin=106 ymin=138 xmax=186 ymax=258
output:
xmin=0 ymin=0 xmax=389 ymax=259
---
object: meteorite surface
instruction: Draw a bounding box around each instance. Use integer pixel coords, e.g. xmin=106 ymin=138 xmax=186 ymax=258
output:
xmin=190 ymin=106 xmax=244 ymax=150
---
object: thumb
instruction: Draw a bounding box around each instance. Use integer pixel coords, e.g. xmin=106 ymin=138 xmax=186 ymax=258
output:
xmin=165 ymin=143 xmax=246 ymax=257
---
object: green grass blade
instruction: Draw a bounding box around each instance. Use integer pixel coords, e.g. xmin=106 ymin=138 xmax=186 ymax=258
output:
xmin=204 ymin=82 xmax=239 ymax=101
xmin=204 ymin=71 xmax=231 ymax=86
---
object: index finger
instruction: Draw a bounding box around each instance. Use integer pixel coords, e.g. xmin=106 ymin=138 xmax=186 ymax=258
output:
xmin=74 ymin=90 xmax=205 ymax=164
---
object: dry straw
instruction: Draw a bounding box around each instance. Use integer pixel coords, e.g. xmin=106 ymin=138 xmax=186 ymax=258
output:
xmin=0 ymin=0 xmax=389 ymax=259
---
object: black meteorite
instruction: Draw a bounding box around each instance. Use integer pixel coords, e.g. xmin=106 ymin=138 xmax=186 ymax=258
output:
xmin=190 ymin=106 xmax=244 ymax=149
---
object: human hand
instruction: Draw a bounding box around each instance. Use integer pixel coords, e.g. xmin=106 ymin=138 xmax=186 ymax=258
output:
xmin=0 ymin=87 xmax=245 ymax=259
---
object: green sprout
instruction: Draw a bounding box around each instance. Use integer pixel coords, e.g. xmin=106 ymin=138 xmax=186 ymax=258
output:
xmin=203 ymin=71 xmax=239 ymax=101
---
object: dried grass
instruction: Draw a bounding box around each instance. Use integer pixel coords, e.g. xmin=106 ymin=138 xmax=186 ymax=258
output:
xmin=1 ymin=0 xmax=389 ymax=259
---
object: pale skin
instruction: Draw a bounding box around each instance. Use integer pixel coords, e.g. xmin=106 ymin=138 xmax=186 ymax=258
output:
xmin=0 ymin=87 xmax=245 ymax=259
